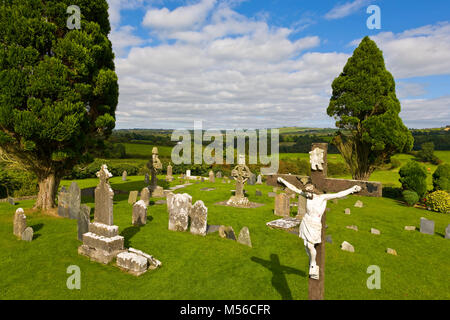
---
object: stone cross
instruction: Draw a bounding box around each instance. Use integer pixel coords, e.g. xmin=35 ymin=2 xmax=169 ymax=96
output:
xmin=267 ymin=143 xmax=382 ymax=300
xmin=149 ymin=147 xmax=162 ymax=191
xmin=166 ymin=163 xmax=173 ymax=182
xmin=231 ymin=155 xmax=251 ymax=198
xmin=94 ymin=165 xmax=114 ymax=226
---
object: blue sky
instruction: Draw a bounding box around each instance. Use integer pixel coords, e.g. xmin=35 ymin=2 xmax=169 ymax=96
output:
xmin=107 ymin=0 xmax=450 ymax=129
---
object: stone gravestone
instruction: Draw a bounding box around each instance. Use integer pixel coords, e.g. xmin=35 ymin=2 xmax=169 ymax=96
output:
xmin=149 ymin=147 xmax=163 ymax=192
xmin=255 ymin=190 xmax=262 ymax=197
xmin=190 ymin=200 xmax=208 ymax=236
xmin=248 ymin=173 xmax=256 ymax=185
xmin=78 ymin=165 xmax=125 ymax=264
xmin=57 ymin=186 xmax=70 ymax=218
xmin=132 ymin=200 xmax=147 ymax=226
xmin=167 ymin=193 xmax=191 ymax=232
xmin=8 ymin=197 xmax=15 ymax=205
xmin=420 ymin=217 xmax=435 ymax=235
xmin=21 ymin=227 xmax=33 ymax=241
xmin=68 ymin=182 xmax=81 ymax=220
xmin=166 ymin=163 xmax=174 ymax=182
xmin=128 ymin=191 xmax=138 ymax=205
xmin=274 ymin=193 xmax=290 ymax=217
xmin=226 ymin=155 xmax=251 ymax=207
xmin=445 ymin=224 xmax=450 ymax=239
xmin=140 ymin=187 xmax=150 ymax=206
xmin=219 ymin=226 xmax=236 ymax=240
xmin=297 ymin=195 xmax=307 ymax=220
xmin=237 ymin=227 xmax=252 ymax=247
xmin=209 ymin=171 xmax=215 ymax=183
xmin=216 ymin=171 xmax=222 ymax=179
xmin=13 ymin=208 xmax=27 ymax=238
xmin=122 ymin=171 xmax=127 ymax=181
xmin=256 ymin=175 xmax=263 ymax=185
xmin=186 ymin=170 xmax=191 ymax=178
xmin=78 ymin=205 xmax=91 ymax=241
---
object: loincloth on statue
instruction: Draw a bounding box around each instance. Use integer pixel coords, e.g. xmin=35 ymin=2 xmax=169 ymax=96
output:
xmin=299 ymin=214 xmax=322 ymax=244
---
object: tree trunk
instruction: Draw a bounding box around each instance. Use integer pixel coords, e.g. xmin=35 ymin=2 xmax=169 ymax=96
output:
xmin=34 ymin=173 xmax=60 ymax=210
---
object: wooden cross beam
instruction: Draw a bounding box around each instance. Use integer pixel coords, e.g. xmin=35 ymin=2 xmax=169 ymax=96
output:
xmin=267 ymin=143 xmax=382 ymax=300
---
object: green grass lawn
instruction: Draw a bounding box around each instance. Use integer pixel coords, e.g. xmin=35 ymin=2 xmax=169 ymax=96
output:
xmin=123 ymin=143 xmax=173 ymax=159
xmin=0 ymin=177 xmax=449 ymax=300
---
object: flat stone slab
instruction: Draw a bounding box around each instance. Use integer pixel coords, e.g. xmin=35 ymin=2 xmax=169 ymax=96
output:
xmin=116 ymin=252 xmax=148 ymax=276
xmin=200 ymin=188 xmax=216 ymax=191
xmin=207 ymin=225 xmax=222 ymax=234
xmin=266 ymin=218 xmax=301 ymax=233
xmin=154 ymin=200 xmax=167 ymax=205
xmin=215 ymin=200 xmax=264 ymax=209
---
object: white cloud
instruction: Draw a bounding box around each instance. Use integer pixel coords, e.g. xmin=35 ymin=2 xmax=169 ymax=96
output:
xmin=142 ymin=0 xmax=217 ymax=31
xmin=351 ymin=22 xmax=450 ymax=79
xmin=324 ymin=0 xmax=370 ymax=20
xmin=401 ymin=96 xmax=450 ymax=128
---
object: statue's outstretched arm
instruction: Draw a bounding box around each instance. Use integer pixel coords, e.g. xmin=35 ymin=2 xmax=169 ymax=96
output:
xmin=277 ymin=177 xmax=306 ymax=196
xmin=322 ymin=185 xmax=361 ymax=200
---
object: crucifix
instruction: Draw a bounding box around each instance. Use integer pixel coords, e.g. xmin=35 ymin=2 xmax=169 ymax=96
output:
xmin=268 ymin=143 xmax=382 ymax=300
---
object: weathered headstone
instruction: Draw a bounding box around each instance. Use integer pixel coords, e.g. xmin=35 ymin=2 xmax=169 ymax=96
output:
xmin=13 ymin=208 xmax=27 ymax=238
xmin=208 ymin=171 xmax=215 ymax=183
xmin=256 ymin=175 xmax=262 ymax=185
xmin=266 ymin=217 xmax=301 ymax=233
xmin=371 ymin=228 xmax=381 ymax=235
xmin=420 ymin=217 xmax=435 ymax=235
xmin=420 ymin=218 xmax=434 ymax=235
xmin=386 ymin=248 xmax=397 ymax=256
xmin=297 ymin=195 xmax=307 ymax=219
xmin=346 ymin=225 xmax=358 ymax=231
xmin=68 ymin=182 xmax=81 ymax=220
xmin=8 ymin=197 xmax=15 ymax=205
xmin=237 ymin=227 xmax=252 ymax=247
xmin=354 ymin=200 xmax=364 ymax=208
xmin=167 ymin=193 xmax=191 ymax=232
xmin=340 ymin=241 xmax=354 ymax=253
xmin=445 ymin=224 xmax=450 ymax=239
xmin=219 ymin=226 xmax=236 ymax=240
xmin=274 ymin=193 xmax=290 ymax=217
xmin=190 ymin=200 xmax=208 ymax=236
xmin=122 ymin=171 xmax=127 ymax=181
xmin=149 ymin=147 xmax=163 ymax=191
xmin=140 ymin=187 xmax=150 ymax=206
xmin=152 ymin=186 xmax=165 ymax=198
xmin=248 ymin=173 xmax=256 ymax=185
xmin=132 ymin=200 xmax=147 ymax=226
xmin=116 ymin=251 xmax=148 ymax=276
xmin=128 ymin=191 xmax=138 ymax=205
xmin=344 ymin=208 xmax=351 ymax=215
xmin=21 ymin=227 xmax=33 ymax=241
xmin=166 ymin=163 xmax=174 ymax=182
xmin=57 ymin=186 xmax=70 ymax=218
xmin=79 ymin=165 xmax=125 ymax=264
xmin=94 ymin=165 xmax=114 ymax=225
xmin=78 ymin=205 xmax=91 ymax=241
xmin=255 ymin=190 xmax=262 ymax=197
xmin=216 ymin=171 xmax=222 ymax=179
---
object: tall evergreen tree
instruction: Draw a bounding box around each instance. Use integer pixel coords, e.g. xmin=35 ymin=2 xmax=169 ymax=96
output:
xmin=0 ymin=0 xmax=118 ymax=210
xmin=327 ymin=36 xmax=413 ymax=180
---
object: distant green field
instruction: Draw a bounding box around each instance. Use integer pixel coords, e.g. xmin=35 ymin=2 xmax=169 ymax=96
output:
xmin=123 ymin=143 xmax=173 ymax=159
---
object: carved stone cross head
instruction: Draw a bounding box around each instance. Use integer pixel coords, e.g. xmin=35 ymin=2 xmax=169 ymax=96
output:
xmin=96 ymin=164 xmax=113 ymax=184
xmin=309 ymin=147 xmax=325 ymax=171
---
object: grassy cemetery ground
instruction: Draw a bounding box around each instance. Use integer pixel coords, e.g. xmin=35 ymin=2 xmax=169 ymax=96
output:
xmin=0 ymin=175 xmax=449 ymax=300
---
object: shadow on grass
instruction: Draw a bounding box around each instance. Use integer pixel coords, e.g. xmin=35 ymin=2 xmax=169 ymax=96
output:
xmin=121 ymin=225 xmax=149 ymax=247
xmin=31 ymin=223 xmax=44 ymax=240
xmin=251 ymin=254 xmax=306 ymax=300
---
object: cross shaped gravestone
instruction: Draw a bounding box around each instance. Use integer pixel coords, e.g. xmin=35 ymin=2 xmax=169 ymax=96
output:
xmin=267 ymin=143 xmax=382 ymax=300
xmin=226 ymin=155 xmax=252 ymax=206
xmin=149 ymin=147 xmax=162 ymax=191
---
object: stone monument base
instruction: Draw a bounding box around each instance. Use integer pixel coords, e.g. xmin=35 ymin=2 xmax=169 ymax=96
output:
xmin=227 ymin=196 xmax=250 ymax=207
xmin=78 ymin=222 xmax=125 ymax=264
xmin=152 ymin=186 xmax=165 ymax=198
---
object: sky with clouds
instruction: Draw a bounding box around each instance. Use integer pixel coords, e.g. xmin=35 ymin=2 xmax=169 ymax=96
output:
xmin=106 ymin=0 xmax=450 ymax=130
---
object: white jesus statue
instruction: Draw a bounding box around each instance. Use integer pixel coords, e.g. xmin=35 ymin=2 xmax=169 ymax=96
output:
xmin=278 ymin=177 xmax=362 ymax=280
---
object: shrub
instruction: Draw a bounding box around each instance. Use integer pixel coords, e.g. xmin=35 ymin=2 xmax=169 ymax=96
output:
xmin=424 ymin=191 xmax=450 ymax=214
xmin=157 ymin=179 xmax=170 ymax=190
xmin=399 ymin=160 xmax=428 ymax=198
xmin=390 ymin=158 xmax=402 ymax=169
xmin=432 ymin=164 xmax=450 ymax=191
xmin=382 ymin=186 xmax=403 ymax=199
xmin=402 ymin=190 xmax=419 ymax=206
